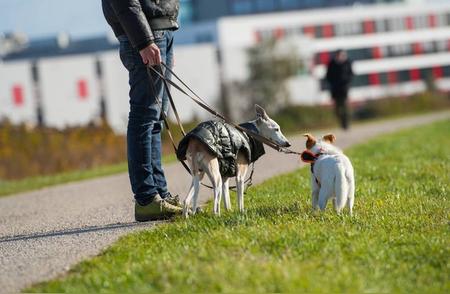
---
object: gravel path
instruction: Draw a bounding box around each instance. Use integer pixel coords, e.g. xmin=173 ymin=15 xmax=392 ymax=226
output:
xmin=0 ymin=111 xmax=449 ymax=292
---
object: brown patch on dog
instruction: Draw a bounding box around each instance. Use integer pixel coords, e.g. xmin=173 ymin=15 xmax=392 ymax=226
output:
xmin=322 ymin=134 xmax=336 ymax=144
xmin=303 ymin=133 xmax=317 ymax=149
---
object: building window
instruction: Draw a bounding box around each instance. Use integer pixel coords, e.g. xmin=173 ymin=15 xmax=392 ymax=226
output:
xmin=280 ymin=0 xmax=299 ymax=9
xmin=388 ymin=17 xmax=405 ymax=31
xmin=256 ymin=0 xmax=276 ymax=11
xmin=436 ymin=13 xmax=447 ymax=27
xmin=414 ymin=14 xmax=428 ymax=29
xmin=387 ymin=71 xmax=398 ymax=84
xmin=179 ymin=0 xmax=194 ymax=24
xmin=443 ymin=65 xmax=450 ymax=77
xmin=231 ymin=0 xmax=254 ymax=15
xmin=352 ymin=74 xmax=369 ymax=88
xmin=334 ymin=21 xmax=361 ymax=37
xmin=390 ymin=44 xmax=411 ymax=56
xmin=398 ymin=70 xmax=410 ymax=83
xmin=375 ymin=18 xmax=387 ymax=33
xmin=349 ymin=48 xmax=371 ymax=61
xmin=422 ymin=41 xmax=434 ymax=53
xmin=195 ymin=33 xmax=213 ymax=43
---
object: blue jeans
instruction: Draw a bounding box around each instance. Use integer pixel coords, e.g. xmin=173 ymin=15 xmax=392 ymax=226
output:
xmin=118 ymin=30 xmax=174 ymax=203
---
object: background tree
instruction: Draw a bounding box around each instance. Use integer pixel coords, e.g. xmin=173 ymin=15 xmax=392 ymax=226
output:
xmin=239 ymin=38 xmax=302 ymax=115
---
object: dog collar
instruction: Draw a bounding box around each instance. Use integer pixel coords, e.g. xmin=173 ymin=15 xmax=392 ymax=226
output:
xmin=301 ymin=149 xmax=323 ymax=186
xmin=300 ymin=150 xmax=322 ymax=163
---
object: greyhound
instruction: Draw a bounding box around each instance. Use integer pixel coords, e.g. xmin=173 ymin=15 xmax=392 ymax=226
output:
xmin=179 ymin=105 xmax=291 ymax=217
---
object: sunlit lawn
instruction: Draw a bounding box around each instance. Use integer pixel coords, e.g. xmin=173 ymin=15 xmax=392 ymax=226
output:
xmin=28 ymin=120 xmax=449 ymax=293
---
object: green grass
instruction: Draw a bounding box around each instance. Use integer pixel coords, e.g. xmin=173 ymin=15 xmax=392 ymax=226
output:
xmin=0 ymin=154 xmax=176 ymax=198
xmin=29 ymin=120 xmax=449 ymax=293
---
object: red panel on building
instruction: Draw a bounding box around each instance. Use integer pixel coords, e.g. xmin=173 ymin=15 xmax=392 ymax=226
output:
xmin=322 ymin=24 xmax=334 ymax=38
xmin=303 ymin=26 xmax=316 ymax=38
xmin=412 ymin=43 xmax=423 ymax=55
xmin=369 ymin=73 xmax=380 ymax=85
xmin=405 ymin=16 xmax=414 ymax=30
xmin=319 ymin=52 xmax=330 ymax=65
xmin=432 ymin=67 xmax=443 ymax=79
xmin=12 ymin=84 xmax=24 ymax=107
xmin=409 ymin=69 xmax=421 ymax=81
xmin=363 ymin=20 xmax=375 ymax=34
xmin=387 ymin=71 xmax=398 ymax=84
xmin=372 ymin=47 xmax=383 ymax=59
xmin=254 ymin=31 xmax=262 ymax=43
xmin=428 ymin=14 xmax=437 ymax=27
xmin=77 ymin=79 xmax=89 ymax=100
xmin=273 ymin=27 xmax=285 ymax=40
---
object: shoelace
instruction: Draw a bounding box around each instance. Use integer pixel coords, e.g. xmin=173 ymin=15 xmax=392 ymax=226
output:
xmin=165 ymin=194 xmax=180 ymax=204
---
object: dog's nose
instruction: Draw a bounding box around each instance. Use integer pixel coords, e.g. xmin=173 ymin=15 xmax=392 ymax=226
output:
xmin=285 ymin=141 xmax=291 ymax=147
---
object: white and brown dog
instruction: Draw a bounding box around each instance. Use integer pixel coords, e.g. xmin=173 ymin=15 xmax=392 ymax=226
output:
xmin=178 ymin=105 xmax=290 ymax=217
xmin=301 ymin=133 xmax=355 ymax=215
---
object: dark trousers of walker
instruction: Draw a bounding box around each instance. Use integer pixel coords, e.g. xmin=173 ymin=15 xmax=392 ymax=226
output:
xmin=331 ymin=87 xmax=350 ymax=130
xmin=117 ymin=30 xmax=174 ymax=204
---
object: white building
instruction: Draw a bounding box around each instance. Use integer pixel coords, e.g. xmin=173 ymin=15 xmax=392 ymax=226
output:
xmin=0 ymin=2 xmax=449 ymax=132
xmin=217 ymin=2 xmax=450 ymax=104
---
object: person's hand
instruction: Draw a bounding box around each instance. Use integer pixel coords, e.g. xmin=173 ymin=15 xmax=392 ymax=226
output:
xmin=139 ymin=43 xmax=161 ymax=65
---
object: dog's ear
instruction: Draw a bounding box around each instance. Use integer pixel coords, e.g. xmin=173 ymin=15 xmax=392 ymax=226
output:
xmin=303 ymin=133 xmax=316 ymax=149
xmin=322 ymin=134 xmax=336 ymax=144
xmin=255 ymin=104 xmax=268 ymax=120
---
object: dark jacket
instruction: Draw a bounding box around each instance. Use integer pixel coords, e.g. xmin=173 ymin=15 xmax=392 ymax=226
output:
xmin=177 ymin=121 xmax=266 ymax=177
xmin=325 ymin=58 xmax=353 ymax=100
xmin=102 ymin=0 xmax=179 ymax=50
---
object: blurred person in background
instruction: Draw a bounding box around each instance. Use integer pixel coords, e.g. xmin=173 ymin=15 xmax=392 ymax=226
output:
xmin=326 ymin=49 xmax=354 ymax=130
xmin=102 ymin=0 xmax=182 ymax=221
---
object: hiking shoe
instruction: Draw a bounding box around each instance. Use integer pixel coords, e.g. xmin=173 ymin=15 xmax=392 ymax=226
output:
xmin=162 ymin=192 xmax=182 ymax=207
xmin=135 ymin=194 xmax=182 ymax=222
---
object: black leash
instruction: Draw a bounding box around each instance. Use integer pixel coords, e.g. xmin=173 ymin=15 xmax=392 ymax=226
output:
xmin=146 ymin=63 xmax=302 ymax=192
xmin=146 ymin=65 xmax=254 ymax=192
xmin=151 ymin=62 xmax=302 ymax=155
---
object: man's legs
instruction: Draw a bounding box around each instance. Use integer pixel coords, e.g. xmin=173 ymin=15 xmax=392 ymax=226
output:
xmin=335 ymin=99 xmax=349 ymax=130
xmin=150 ymin=31 xmax=174 ymax=198
xmin=118 ymin=31 xmax=174 ymax=206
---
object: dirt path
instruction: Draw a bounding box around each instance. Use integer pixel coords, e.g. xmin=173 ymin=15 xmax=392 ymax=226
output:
xmin=0 ymin=111 xmax=448 ymax=292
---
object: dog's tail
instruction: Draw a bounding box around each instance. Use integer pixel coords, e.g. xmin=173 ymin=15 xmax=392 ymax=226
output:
xmin=334 ymin=166 xmax=348 ymax=211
